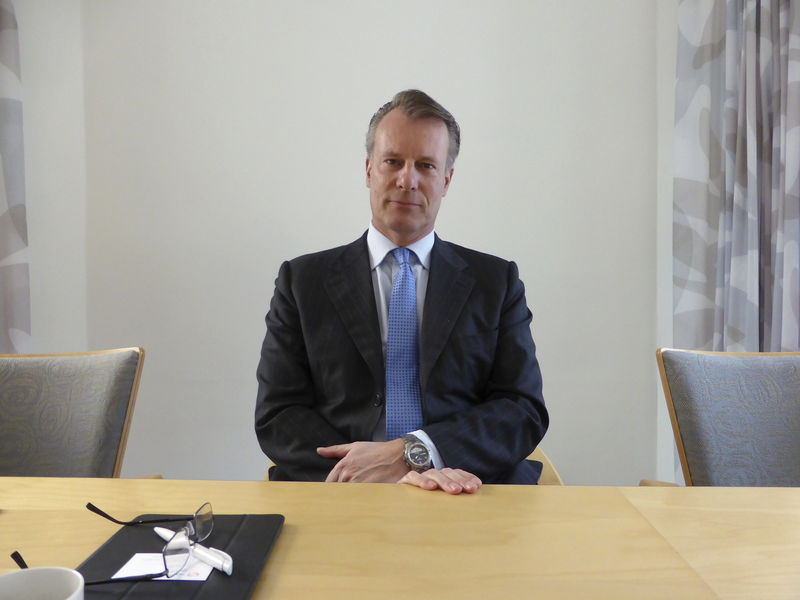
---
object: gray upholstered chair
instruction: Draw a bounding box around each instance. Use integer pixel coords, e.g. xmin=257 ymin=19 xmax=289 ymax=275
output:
xmin=656 ymin=348 xmax=800 ymax=486
xmin=0 ymin=347 xmax=144 ymax=477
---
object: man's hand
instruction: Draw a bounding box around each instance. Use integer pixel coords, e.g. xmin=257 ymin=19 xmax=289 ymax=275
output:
xmin=318 ymin=439 xmax=407 ymax=483
xmin=398 ymin=468 xmax=482 ymax=494
xmin=317 ymin=441 xmax=482 ymax=494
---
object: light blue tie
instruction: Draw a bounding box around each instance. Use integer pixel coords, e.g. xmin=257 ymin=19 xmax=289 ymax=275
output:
xmin=385 ymin=247 xmax=423 ymax=440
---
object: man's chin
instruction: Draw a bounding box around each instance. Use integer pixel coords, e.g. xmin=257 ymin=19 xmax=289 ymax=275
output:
xmin=385 ymin=218 xmax=421 ymax=233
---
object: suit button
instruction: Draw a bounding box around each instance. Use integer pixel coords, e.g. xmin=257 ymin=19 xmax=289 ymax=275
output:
xmin=373 ymin=393 xmax=383 ymax=406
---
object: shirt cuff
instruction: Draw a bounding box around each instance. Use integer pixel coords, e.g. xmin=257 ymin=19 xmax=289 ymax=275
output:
xmin=411 ymin=429 xmax=444 ymax=470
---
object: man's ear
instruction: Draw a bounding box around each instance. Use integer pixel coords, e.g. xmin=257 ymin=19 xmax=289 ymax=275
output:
xmin=365 ymin=157 xmax=372 ymax=188
xmin=442 ymin=167 xmax=454 ymax=196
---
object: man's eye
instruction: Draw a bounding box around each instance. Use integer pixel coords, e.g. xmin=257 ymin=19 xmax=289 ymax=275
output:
xmin=421 ymin=163 xmax=435 ymax=170
xmin=384 ymin=158 xmax=397 ymax=165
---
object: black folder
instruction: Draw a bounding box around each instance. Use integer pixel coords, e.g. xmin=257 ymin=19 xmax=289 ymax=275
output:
xmin=76 ymin=513 xmax=284 ymax=599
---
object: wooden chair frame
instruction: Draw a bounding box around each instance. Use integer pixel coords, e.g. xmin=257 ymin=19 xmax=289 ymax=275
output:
xmin=529 ymin=446 xmax=563 ymax=485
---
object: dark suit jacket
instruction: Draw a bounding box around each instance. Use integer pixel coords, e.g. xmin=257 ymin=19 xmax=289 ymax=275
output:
xmin=255 ymin=233 xmax=548 ymax=484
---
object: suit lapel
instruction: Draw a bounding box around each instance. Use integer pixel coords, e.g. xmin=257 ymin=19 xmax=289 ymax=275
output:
xmin=322 ymin=234 xmax=475 ymax=396
xmin=323 ymin=234 xmax=384 ymax=385
xmin=419 ymin=237 xmax=474 ymax=393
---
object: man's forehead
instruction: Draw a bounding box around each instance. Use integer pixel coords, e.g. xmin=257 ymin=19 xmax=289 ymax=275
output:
xmin=373 ymin=112 xmax=449 ymax=156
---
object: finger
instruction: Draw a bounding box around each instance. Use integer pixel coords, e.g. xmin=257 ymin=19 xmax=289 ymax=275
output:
xmin=440 ymin=467 xmax=482 ymax=486
xmin=440 ymin=468 xmax=482 ymax=493
xmin=325 ymin=460 xmax=344 ymax=482
xmin=325 ymin=464 xmax=338 ymax=482
xmin=397 ymin=470 xmax=439 ymax=491
xmin=399 ymin=469 xmax=468 ymax=494
xmin=420 ymin=468 xmax=482 ymax=494
xmin=317 ymin=444 xmax=352 ymax=458
xmin=420 ymin=469 xmax=466 ymax=495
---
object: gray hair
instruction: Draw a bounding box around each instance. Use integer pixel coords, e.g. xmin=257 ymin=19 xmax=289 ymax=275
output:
xmin=365 ymin=89 xmax=461 ymax=170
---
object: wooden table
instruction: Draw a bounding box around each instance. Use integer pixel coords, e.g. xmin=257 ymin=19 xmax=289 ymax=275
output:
xmin=1 ymin=478 xmax=798 ymax=599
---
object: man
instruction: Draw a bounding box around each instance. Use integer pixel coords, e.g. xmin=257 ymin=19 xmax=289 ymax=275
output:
xmin=255 ymin=90 xmax=548 ymax=494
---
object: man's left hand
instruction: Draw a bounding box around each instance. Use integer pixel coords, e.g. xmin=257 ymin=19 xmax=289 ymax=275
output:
xmin=398 ymin=467 xmax=482 ymax=494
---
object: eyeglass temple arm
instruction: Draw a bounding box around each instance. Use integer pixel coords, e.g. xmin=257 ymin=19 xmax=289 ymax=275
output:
xmin=10 ymin=551 xmax=28 ymax=569
xmin=85 ymin=502 xmax=188 ymax=525
xmin=85 ymin=571 xmax=166 ymax=586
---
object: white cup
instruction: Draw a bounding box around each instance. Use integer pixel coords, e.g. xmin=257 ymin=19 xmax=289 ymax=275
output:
xmin=0 ymin=567 xmax=84 ymax=600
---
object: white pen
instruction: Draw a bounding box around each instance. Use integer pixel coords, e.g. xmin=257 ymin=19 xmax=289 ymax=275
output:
xmin=153 ymin=526 xmax=234 ymax=576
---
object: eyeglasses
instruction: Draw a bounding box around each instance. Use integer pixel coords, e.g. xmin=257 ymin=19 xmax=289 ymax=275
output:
xmin=82 ymin=502 xmax=214 ymax=585
xmin=10 ymin=502 xmax=214 ymax=586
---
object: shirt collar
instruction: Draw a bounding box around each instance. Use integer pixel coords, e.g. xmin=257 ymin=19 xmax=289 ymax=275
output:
xmin=367 ymin=222 xmax=434 ymax=270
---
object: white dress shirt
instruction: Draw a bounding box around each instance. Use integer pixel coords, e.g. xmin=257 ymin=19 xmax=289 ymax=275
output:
xmin=366 ymin=223 xmax=444 ymax=469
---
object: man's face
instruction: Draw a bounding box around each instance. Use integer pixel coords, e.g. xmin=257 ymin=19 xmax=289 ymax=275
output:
xmin=366 ymin=109 xmax=453 ymax=246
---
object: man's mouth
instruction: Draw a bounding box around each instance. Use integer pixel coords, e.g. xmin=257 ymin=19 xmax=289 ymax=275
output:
xmin=387 ymin=196 xmax=421 ymax=208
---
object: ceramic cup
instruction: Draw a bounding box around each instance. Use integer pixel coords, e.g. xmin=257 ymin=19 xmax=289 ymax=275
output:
xmin=0 ymin=567 xmax=84 ymax=600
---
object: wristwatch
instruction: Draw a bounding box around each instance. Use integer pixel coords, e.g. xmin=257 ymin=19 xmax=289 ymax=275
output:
xmin=402 ymin=434 xmax=432 ymax=473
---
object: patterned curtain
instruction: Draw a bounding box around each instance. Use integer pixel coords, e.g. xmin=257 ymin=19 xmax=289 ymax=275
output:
xmin=0 ymin=0 xmax=29 ymax=354
xmin=674 ymin=0 xmax=800 ymax=352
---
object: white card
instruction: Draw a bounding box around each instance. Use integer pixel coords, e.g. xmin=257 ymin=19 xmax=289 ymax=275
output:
xmin=112 ymin=553 xmax=213 ymax=581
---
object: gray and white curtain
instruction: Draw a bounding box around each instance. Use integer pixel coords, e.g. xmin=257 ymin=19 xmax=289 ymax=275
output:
xmin=0 ymin=0 xmax=28 ymax=354
xmin=674 ymin=0 xmax=800 ymax=352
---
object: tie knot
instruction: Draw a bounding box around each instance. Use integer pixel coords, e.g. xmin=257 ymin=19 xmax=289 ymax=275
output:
xmin=391 ymin=247 xmax=410 ymax=267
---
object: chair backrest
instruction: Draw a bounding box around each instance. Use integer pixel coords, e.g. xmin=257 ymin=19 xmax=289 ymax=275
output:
xmin=529 ymin=446 xmax=563 ymax=485
xmin=0 ymin=347 xmax=144 ymax=477
xmin=656 ymin=348 xmax=800 ymax=486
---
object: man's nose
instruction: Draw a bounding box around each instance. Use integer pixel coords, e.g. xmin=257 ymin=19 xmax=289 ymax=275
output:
xmin=396 ymin=164 xmax=419 ymax=191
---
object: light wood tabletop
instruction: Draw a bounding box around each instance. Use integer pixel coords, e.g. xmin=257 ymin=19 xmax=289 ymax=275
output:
xmin=1 ymin=478 xmax=797 ymax=599
xmin=620 ymin=486 xmax=800 ymax=599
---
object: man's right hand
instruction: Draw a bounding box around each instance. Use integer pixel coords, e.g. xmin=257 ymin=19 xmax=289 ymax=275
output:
xmin=318 ymin=440 xmax=408 ymax=483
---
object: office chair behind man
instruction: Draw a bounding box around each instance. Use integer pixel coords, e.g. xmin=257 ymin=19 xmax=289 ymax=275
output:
xmin=657 ymin=348 xmax=800 ymax=486
xmin=0 ymin=347 xmax=145 ymax=477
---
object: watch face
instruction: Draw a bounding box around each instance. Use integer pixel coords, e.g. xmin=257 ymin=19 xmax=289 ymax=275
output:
xmin=408 ymin=443 xmax=430 ymax=466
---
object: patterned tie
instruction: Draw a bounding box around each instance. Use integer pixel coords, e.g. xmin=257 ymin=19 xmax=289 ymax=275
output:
xmin=385 ymin=247 xmax=423 ymax=440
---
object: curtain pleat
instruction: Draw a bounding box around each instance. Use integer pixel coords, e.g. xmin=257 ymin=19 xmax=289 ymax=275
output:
xmin=0 ymin=0 xmax=29 ymax=354
xmin=674 ymin=0 xmax=800 ymax=352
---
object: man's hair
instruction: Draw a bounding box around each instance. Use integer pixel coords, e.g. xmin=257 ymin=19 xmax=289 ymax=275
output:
xmin=365 ymin=89 xmax=461 ymax=170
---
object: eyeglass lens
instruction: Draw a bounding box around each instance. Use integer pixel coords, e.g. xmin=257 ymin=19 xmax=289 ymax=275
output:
xmin=162 ymin=529 xmax=192 ymax=577
xmin=187 ymin=502 xmax=213 ymax=543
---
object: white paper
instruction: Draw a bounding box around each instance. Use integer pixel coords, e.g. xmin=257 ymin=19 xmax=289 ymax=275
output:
xmin=112 ymin=553 xmax=213 ymax=581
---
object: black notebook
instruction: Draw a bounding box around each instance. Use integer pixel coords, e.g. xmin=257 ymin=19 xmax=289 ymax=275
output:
xmin=76 ymin=513 xmax=284 ymax=600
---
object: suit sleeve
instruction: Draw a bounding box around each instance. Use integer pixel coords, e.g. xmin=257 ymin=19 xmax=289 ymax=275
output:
xmin=254 ymin=260 xmax=348 ymax=481
xmin=421 ymin=261 xmax=548 ymax=482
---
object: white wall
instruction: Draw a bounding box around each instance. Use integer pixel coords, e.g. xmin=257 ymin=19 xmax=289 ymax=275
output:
xmin=19 ymin=0 xmax=669 ymax=484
